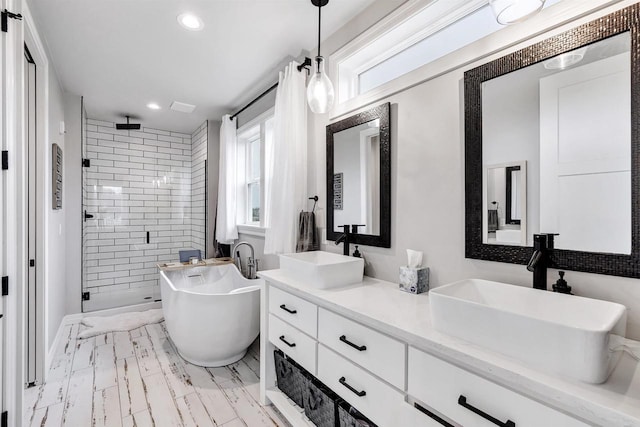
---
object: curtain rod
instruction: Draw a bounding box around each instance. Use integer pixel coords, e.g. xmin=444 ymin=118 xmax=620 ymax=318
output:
xmin=229 ymin=57 xmax=312 ymax=121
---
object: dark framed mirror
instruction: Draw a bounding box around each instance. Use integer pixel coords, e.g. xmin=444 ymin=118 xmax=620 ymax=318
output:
xmin=465 ymin=4 xmax=640 ymax=278
xmin=326 ymin=102 xmax=391 ymax=248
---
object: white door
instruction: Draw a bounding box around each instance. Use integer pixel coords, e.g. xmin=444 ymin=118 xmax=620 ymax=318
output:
xmin=24 ymin=46 xmax=38 ymax=386
xmin=539 ymin=52 xmax=631 ymax=254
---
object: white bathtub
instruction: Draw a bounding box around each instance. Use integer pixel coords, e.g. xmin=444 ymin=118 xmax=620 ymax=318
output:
xmin=159 ymin=264 xmax=261 ymax=367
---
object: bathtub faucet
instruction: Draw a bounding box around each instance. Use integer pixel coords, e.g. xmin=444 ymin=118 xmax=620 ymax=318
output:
xmin=232 ymin=241 xmax=259 ymax=279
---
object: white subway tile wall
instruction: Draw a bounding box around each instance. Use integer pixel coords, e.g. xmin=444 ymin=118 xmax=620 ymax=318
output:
xmin=82 ymin=119 xmax=207 ymax=309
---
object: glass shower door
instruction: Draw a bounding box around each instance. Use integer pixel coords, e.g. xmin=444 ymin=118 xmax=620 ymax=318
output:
xmin=81 ymin=119 xmax=159 ymax=312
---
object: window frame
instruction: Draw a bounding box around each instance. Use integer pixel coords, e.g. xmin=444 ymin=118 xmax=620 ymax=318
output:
xmin=235 ymin=108 xmax=274 ymax=234
xmin=328 ymin=0 xmax=612 ymax=120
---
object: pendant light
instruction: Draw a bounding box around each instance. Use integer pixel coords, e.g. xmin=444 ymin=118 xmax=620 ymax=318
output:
xmin=307 ymin=0 xmax=335 ymax=114
xmin=489 ymin=0 xmax=546 ymax=25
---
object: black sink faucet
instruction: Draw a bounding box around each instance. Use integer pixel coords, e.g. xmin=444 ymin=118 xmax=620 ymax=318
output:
xmin=527 ymin=233 xmax=557 ymax=290
xmin=335 ymin=225 xmax=351 ymax=256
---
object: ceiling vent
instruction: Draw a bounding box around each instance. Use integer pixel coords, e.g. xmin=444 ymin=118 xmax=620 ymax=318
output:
xmin=170 ymin=101 xmax=196 ymax=113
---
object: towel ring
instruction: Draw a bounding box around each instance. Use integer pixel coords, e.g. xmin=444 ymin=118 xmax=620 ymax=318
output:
xmin=308 ymin=196 xmax=318 ymax=213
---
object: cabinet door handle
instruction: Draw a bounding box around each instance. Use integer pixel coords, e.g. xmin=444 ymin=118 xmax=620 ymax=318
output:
xmin=414 ymin=403 xmax=454 ymax=427
xmin=339 ymin=376 xmax=366 ymax=397
xmin=279 ymin=335 xmax=296 ymax=348
xmin=279 ymin=304 xmax=297 ymax=314
xmin=458 ymin=395 xmax=515 ymax=427
xmin=339 ymin=335 xmax=367 ymax=351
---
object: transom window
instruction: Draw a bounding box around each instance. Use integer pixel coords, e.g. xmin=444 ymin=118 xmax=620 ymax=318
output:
xmin=332 ymin=0 xmax=563 ymax=107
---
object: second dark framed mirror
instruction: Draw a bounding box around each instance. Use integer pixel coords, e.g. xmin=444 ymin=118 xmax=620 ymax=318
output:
xmin=326 ymin=102 xmax=391 ymax=248
xmin=465 ymin=4 xmax=640 ymax=278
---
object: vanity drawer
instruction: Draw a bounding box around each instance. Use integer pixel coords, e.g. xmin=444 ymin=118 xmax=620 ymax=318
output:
xmin=317 ymin=344 xmax=407 ymax=427
xmin=318 ymin=308 xmax=405 ymax=389
xmin=268 ymin=314 xmax=317 ymax=375
xmin=408 ymin=347 xmax=589 ymax=427
xmin=269 ymin=286 xmax=318 ymax=338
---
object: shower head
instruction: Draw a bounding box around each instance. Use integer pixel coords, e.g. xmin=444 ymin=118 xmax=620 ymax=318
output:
xmin=115 ymin=115 xmax=141 ymax=130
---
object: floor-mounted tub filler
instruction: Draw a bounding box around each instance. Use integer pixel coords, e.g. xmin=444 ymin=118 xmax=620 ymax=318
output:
xmin=159 ymin=262 xmax=261 ymax=366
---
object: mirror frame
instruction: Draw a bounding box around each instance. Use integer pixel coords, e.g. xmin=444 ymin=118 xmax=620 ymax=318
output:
xmin=464 ymin=4 xmax=640 ymax=278
xmin=326 ymin=102 xmax=391 ymax=248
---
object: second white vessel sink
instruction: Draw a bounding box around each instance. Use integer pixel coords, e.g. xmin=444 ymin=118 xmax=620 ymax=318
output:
xmin=279 ymin=251 xmax=364 ymax=289
xmin=430 ymin=279 xmax=627 ymax=383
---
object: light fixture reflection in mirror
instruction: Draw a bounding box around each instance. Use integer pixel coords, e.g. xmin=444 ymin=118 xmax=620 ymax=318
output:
xmin=481 ymin=32 xmax=631 ymax=253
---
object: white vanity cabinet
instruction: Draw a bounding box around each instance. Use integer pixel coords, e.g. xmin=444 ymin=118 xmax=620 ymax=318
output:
xmin=318 ymin=308 xmax=405 ymax=389
xmin=269 ymin=286 xmax=318 ymax=338
xmin=260 ymin=276 xmax=628 ymax=427
xmin=408 ymin=348 xmax=589 ymax=427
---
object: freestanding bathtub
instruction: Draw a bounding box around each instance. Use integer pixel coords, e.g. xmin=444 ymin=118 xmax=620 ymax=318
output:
xmin=159 ymin=263 xmax=261 ymax=367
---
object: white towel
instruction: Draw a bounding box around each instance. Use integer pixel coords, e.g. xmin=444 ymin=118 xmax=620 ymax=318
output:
xmin=78 ymin=309 xmax=164 ymax=339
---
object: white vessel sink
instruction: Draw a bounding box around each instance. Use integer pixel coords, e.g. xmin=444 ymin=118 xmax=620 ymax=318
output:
xmin=279 ymin=251 xmax=364 ymax=289
xmin=430 ymin=279 xmax=627 ymax=383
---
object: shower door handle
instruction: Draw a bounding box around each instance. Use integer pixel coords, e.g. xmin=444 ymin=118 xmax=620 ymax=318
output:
xmin=84 ymin=210 xmax=94 ymax=222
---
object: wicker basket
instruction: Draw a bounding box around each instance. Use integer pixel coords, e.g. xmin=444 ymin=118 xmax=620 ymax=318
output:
xmin=303 ymin=378 xmax=341 ymax=427
xmin=274 ymin=350 xmax=308 ymax=408
xmin=338 ymin=401 xmax=378 ymax=427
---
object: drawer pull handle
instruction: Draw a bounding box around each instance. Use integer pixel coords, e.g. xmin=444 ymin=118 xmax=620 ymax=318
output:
xmin=414 ymin=403 xmax=454 ymax=427
xmin=458 ymin=395 xmax=515 ymax=427
xmin=339 ymin=376 xmax=366 ymax=397
xmin=279 ymin=304 xmax=297 ymax=314
xmin=339 ymin=335 xmax=367 ymax=351
xmin=279 ymin=336 xmax=296 ymax=348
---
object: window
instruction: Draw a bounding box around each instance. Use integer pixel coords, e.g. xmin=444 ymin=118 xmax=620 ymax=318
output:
xmin=331 ymin=0 xmax=563 ymax=112
xmin=236 ymin=110 xmax=273 ymax=229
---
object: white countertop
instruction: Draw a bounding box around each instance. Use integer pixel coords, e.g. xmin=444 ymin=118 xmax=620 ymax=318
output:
xmin=258 ymin=269 xmax=640 ymax=427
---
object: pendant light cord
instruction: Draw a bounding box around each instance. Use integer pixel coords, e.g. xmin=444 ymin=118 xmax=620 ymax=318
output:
xmin=316 ymin=2 xmax=322 ymax=72
xmin=317 ymin=4 xmax=321 ymax=57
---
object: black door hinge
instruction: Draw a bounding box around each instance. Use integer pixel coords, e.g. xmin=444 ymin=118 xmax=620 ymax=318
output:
xmin=1 ymin=9 xmax=22 ymax=33
xmin=29 ymin=259 xmax=35 ymax=267
xmin=82 ymin=158 xmax=90 ymax=167
xmin=82 ymin=291 xmax=90 ymax=301
xmin=1 ymin=411 xmax=7 ymax=427
xmin=1 ymin=276 xmax=7 ymax=296
xmin=1 ymin=151 xmax=7 ymax=170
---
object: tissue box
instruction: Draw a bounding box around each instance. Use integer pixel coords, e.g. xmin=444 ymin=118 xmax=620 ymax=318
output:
xmin=399 ymin=266 xmax=429 ymax=294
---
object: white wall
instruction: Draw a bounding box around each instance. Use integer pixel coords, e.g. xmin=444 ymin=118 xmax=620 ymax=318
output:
xmin=309 ymin=0 xmax=640 ymax=341
xmin=46 ymin=65 xmax=67 ymax=351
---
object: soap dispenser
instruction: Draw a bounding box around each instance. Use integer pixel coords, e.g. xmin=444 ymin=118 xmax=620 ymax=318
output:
xmin=552 ymin=271 xmax=573 ymax=294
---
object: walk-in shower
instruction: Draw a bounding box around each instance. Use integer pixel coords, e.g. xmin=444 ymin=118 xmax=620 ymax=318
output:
xmin=81 ymin=118 xmax=208 ymax=312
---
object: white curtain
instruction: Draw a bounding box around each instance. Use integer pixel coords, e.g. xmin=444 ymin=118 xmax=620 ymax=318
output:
xmin=264 ymin=61 xmax=308 ymax=254
xmin=215 ymin=115 xmax=239 ymax=244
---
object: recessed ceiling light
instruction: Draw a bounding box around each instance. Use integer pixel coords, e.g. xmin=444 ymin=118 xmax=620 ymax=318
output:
xmin=147 ymin=102 xmax=161 ymax=110
xmin=177 ymin=13 xmax=204 ymax=31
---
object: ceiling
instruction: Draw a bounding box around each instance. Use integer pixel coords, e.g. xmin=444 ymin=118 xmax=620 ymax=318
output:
xmin=29 ymin=0 xmax=376 ymax=133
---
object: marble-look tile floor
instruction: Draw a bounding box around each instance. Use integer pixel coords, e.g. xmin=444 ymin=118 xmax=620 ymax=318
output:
xmin=23 ymin=321 xmax=288 ymax=427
